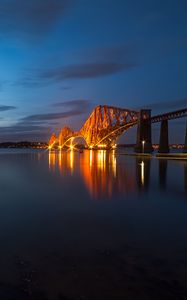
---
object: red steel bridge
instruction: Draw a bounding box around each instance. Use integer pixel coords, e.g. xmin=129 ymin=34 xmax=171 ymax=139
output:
xmin=49 ymin=105 xmax=187 ymax=153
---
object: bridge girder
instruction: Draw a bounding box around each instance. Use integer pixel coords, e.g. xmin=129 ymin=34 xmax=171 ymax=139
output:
xmin=79 ymin=105 xmax=139 ymax=147
xmin=48 ymin=105 xmax=139 ymax=149
xmin=48 ymin=105 xmax=187 ymax=151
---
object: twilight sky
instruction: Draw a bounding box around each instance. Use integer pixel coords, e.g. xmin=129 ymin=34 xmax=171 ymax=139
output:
xmin=0 ymin=0 xmax=187 ymax=143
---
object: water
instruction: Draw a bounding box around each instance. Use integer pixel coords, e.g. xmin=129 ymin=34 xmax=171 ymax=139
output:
xmin=0 ymin=149 xmax=187 ymax=299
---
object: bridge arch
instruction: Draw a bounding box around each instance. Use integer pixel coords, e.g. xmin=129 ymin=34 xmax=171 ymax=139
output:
xmin=59 ymin=135 xmax=88 ymax=150
xmin=48 ymin=105 xmax=187 ymax=152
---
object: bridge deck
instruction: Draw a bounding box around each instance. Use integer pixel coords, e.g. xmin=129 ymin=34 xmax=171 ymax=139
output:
xmin=151 ymin=108 xmax=187 ymax=123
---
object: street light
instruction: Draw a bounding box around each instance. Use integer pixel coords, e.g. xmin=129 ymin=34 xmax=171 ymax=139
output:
xmin=142 ymin=140 xmax=145 ymax=153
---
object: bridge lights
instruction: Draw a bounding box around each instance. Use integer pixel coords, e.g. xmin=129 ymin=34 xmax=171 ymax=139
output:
xmin=98 ymin=144 xmax=106 ymax=148
xmin=142 ymin=140 xmax=145 ymax=153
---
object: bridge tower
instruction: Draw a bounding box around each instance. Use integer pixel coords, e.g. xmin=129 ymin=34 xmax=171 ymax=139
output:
xmin=158 ymin=120 xmax=169 ymax=153
xmin=135 ymin=109 xmax=153 ymax=153
xmin=184 ymin=122 xmax=187 ymax=153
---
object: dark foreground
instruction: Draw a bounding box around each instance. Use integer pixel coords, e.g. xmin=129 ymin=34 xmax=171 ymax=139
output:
xmin=0 ymin=149 xmax=187 ymax=300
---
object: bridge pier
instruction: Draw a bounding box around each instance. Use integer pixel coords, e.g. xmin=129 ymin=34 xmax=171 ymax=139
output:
xmin=183 ymin=122 xmax=187 ymax=153
xmin=158 ymin=120 xmax=169 ymax=153
xmin=135 ymin=109 xmax=153 ymax=153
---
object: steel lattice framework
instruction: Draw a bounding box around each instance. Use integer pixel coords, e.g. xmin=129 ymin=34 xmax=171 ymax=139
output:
xmin=49 ymin=105 xmax=139 ymax=149
xmin=48 ymin=105 xmax=187 ymax=150
xmin=79 ymin=105 xmax=139 ymax=147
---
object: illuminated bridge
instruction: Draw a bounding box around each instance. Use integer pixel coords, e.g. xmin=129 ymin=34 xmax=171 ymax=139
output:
xmin=49 ymin=105 xmax=187 ymax=153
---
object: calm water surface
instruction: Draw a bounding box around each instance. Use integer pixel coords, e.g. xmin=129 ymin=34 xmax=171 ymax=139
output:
xmin=0 ymin=149 xmax=187 ymax=300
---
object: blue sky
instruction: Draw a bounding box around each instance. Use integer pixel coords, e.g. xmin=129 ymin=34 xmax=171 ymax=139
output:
xmin=0 ymin=0 xmax=187 ymax=142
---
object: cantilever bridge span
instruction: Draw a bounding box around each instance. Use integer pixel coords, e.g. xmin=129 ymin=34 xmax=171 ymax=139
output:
xmin=49 ymin=105 xmax=187 ymax=153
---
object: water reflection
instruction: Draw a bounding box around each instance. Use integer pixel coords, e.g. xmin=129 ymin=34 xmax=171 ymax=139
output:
xmin=184 ymin=162 xmax=187 ymax=193
xmin=136 ymin=158 xmax=151 ymax=191
xmin=48 ymin=150 xmax=137 ymax=199
xmin=48 ymin=150 xmax=75 ymax=175
xmin=159 ymin=159 xmax=168 ymax=190
xmin=47 ymin=150 xmax=187 ymax=200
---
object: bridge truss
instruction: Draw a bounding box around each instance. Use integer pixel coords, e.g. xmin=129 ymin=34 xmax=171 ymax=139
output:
xmin=48 ymin=105 xmax=187 ymax=150
xmin=49 ymin=105 xmax=139 ymax=149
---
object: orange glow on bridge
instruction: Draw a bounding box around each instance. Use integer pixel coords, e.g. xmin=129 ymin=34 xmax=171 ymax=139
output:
xmin=48 ymin=105 xmax=139 ymax=150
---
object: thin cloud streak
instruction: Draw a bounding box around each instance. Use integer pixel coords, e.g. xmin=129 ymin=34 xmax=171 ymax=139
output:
xmin=21 ymin=99 xmax=91 ymax=122
xmin=18 ymin=62 xmax=135 ymax=87
xmin=15 ymin=43 xmax=138 ymax=87
xmin=0 ymin=105 xmax=17 ymax=111
xmin=41 ymin=62 xmax=135 ymax=80
xmin=53 ymin=99 xmax=91 ymax=108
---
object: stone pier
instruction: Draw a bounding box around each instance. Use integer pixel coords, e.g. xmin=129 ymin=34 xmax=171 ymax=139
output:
xmin=135 ymin=109 xmax=153 ymax=153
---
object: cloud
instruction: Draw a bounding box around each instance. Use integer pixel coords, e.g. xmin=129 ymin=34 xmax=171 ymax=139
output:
xmin=0 ymin=105 xmax=17 ymax=111
xmin=15 ymin=43 xmax=138 ymax=87
xmin=40 ymin=62 xmax=134 ymax=81
xmin=74 ymin=43 xmax=137 ymax=64
xmin=20 ymin=61 xmax=136 ymax=87
xmin=0 ymin=99 xmax=91 ymax=141
xmin=22 ymin=111 xmax=84 ymax=122
xmin=0 ymin=0 xmax=74 ymax=39
xmin=21 ymin=99 xmax=91 ymax=122
xmin=0 ymin=120 xmax=52 ymax=142
xmin=53 ymin=99 xmax=91 ymax=108
xmin=0 ymin=124 xmax=45 ymax=133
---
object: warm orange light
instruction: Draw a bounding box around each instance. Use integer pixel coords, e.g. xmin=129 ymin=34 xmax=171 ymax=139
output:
xmin=89 ymin=150 xmax=93 ymax=168
xmin=111 ymin=151 xmax=117 ymax=177
xmin=48 ymin=151 xmax=56 ymax=170
xmin=69 ymin=149 xmax=74 ymax=173
xmin=98 ymin=144 xmax=106 ymax=148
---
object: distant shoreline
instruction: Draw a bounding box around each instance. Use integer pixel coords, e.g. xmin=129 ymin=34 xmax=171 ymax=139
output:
xmin=0 ymin=142 xmax=185 ymax=150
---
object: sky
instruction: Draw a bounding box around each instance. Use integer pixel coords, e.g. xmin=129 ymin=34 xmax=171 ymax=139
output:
xmin=0 ymin=0 xmax=187 ymax=143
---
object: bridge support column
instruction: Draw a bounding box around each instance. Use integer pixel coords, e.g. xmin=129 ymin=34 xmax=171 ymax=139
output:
xmin=183 ymin=122 xmax=187 ymax=153
xmin=135 ymin=109 xmax=153 ymax=153
xmin=158 ymin=120 xmax=169 ymax=153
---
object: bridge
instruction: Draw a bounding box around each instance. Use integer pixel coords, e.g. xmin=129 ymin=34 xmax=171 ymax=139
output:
xmin=48 ymin=105 xmax=187 ymax=153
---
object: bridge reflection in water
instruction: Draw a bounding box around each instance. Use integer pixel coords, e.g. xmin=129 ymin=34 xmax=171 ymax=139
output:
xmin=48 ymin=151 xmax=187 ymax=199
xmin=80 ymin=150 xmax=138 ymax=199
xmin=48 ymin=150 xmax=152 ymax=199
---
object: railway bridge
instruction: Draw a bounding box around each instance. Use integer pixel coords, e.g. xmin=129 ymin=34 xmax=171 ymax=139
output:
xmin=48 ymin=105 xmax=187 ymax=153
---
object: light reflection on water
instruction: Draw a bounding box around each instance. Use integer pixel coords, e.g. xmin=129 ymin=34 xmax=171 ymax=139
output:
xmin=0 ymin=149 xmax=187 ymax=299
xmin=47 ymin=149 xmax=187 ymax=200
